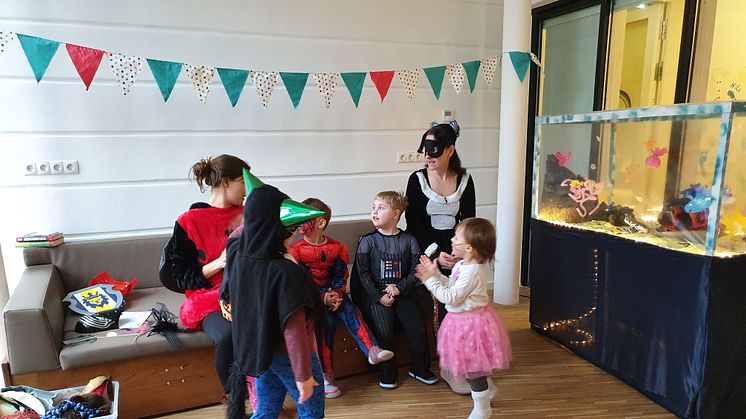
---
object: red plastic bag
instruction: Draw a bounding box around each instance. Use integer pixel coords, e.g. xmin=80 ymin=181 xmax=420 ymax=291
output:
xmin=88 ymin=272 xmax=138 ymax=297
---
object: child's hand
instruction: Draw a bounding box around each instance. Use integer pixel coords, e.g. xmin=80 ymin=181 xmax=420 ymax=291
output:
xmin=384 ymin=284 xmax=400 ymax=297
xmin=416 ymin=255 xmax=440 ymax=282
xmin=219 ymin=300 xmax=232 ymax=322
xmin=331 ymin=298 xmax=342 ymax=311
xmin=296 ymin=377 xmax=319 ymax=404
xmin=437 ymin=252 xmax=457 ymax=270
xmin=324 ymin=292 xmax=341 ymax=309
xmin=379 ymin=294 xmax=395 ymax=307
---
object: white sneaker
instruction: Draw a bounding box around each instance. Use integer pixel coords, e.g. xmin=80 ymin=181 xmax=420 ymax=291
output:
xmin=367 ymin=346 xmax=394 ymax=364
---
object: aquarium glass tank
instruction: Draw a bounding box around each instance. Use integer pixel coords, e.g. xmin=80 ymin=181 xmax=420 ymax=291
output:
xmin=532 ymin=101 xmax=746 ymax=257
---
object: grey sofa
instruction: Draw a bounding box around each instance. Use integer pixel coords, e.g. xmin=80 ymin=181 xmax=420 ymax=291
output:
xmin=3 ymin=220 xmax=383 ymax=418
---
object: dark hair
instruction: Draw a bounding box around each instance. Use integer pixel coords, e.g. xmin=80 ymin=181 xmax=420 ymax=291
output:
xmin=457 ymin=218 xmax=496 ymax=263
xmin=421 ymin=121 xmax=465 ymax=175
xmin=189 ymin=154 xmax=250 ymax=192
xmin=302 ymin=198 xmax=332 ymax=223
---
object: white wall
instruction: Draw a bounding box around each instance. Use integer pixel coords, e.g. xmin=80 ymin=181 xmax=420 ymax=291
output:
xmin=0 ymin=0 xmax=502 ymax=292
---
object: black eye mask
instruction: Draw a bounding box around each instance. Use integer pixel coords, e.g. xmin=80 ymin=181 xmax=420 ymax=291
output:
xmin=417 ymin=137 xmax=446 ymax=158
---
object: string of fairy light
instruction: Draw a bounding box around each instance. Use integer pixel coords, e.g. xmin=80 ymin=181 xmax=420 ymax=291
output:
xmin=541 ymin=248 xmax=599 ymax=346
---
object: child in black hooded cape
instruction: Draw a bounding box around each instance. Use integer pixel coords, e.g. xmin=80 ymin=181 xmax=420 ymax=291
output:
xmin=225 ymin=184 xmax=326 ymax=419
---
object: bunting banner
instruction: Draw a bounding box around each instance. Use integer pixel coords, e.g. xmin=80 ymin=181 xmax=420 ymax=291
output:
xmin=186 ymin=65 xmax=215 ymax=103
xmin=147 ymin=59 xmax=182 ymax=102
xmin=447 ymin=64 xmax=465 ymax=95
xmin=217 ymin=67 xmax=249 ymax=107
xmin=313 ymin=72 xmax=338 ymax=109
xmin=397 ymin=69 xmax=420 ymax=102
xmin=481 ymin=56 xmax=498 ymax=88
xmin=280 ymin=72 xmax=309 ymax=109
xmin=109 ymin=52 xmax=144 ymax=95
xmin=0 ymin=30 xmax=529 ymax=110
xmin=17 ymin=34 xmax=60 ymax=82
xmin=252 ymin=71 xmax=278 ymax=108
xmin=66 ymin=44 xmax=104 ymax=90
xmin=1 ymin=31 xmax=15 ymax=58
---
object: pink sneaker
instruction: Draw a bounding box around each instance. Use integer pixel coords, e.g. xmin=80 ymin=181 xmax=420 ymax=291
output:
xmin=367 ymin=346 xmax=394 ymax=365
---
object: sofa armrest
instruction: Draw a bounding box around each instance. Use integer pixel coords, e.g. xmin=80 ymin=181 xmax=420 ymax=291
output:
xmin=3 ymin=264 xmax=66 ymax=374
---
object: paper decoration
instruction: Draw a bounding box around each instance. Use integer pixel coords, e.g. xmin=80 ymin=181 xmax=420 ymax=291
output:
xmin=17 ymin=34 xmax=60 ymax=82
xmin=0 ymin=31 xmax=15 ymax=57
xmin=508 ymin=51 xmax=530 ymax=83
xmin=447 ymin=64 xmax=465 ymax=95
xmin=186 ymin=65 xmax=215 ymax=103
xmin=280 ymin=72 xmax=309 ymax=109
xmin=481 ymin=56 xmax=498 ymax=88
xmin=217 ymin=68 xmax=250 ymax=107
xmin=147 ymin=59 xmax=182 ymax=102
xmin=463 ymin=60 xmax=481 ymax=93
xmin=109 ymin=52 xmax=144 ymax=95
xmin=423 ymin=66 xmax=446 ymax=100
xmin=370 ymin=70 xmax=395 ymax=103
xmin=65 ymin=44 xmax=104 ymax=91
xmin=340 ymin=72 xmax=366 ymax=107
xmin=252 ymin=71 xmax=278 ymax=108
xmin=313 ymin=72 xmax=339 ymax=109
xmin=397 ymin=69 xmax=420 ymax=101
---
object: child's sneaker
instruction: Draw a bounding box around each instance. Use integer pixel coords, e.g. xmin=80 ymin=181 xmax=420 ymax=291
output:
xmin=323 ymin=374 xmax=342 ymax=399
xmin=379 ymin=368 xmax=398 ymax=389
xmin=367 ymin=346 xmax=394 ymax=365
xmin=408 ymin=369 xmax=439 ymax=385
xmin=488 ymin=377 xmax=497 ymax=400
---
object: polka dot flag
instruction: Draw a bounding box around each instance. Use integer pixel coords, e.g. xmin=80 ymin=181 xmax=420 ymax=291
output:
xmin=0 ymin=31 xmax=14 ymax=57
xmin=186 ymin=65 xmax=216 ymax=104
xmin=313 ymin=72 xmax=339 ymax=109
xmin=481 ymin=56 xmax=498 ymax=88
xmin=397 ymin=69 xmax=421 ymax=102
xmin=108 ymin=52 xmax=144 ymax=95
xmin=252 ymin=71 xmax=278 ymax=108
xmin=447 ymin=64 xmax=465 ymax=95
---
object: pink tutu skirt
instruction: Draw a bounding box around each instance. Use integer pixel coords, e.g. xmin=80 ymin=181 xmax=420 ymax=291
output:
xmin=437 ymin=306 xmax=512 ymax=379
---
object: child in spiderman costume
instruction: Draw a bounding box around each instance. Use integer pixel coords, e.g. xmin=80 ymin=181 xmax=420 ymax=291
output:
xmin=288 ymin=198 xmax=394 ymax=399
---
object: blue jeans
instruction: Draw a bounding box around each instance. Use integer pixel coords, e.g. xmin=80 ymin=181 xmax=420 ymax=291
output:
xmin=253 ymin=354 xmax=325 ymax=419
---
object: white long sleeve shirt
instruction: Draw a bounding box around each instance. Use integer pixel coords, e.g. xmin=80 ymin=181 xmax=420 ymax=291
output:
xmin=424 ymin=261 xmax=489 ymax=313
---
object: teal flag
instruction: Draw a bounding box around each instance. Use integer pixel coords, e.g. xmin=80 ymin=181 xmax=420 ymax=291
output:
xmin=423 ymin=66 xmax=446 ymax=100
xmin=509 ymin=51 xmax=530 ymax=83
xmin=217 ymin=68 xmax=250 ymax=107
xmin=280 ymin=72 xmax=309 ymax=108
xmin=340 ymin=72 xmax=366 ymax=107
xmin=147 ymin=59 xmax=182 ymax=102
xmin=17 ymin=34 xmax=60 ymax=82
xmin=463 ymin=60 xmax=481 ymax=93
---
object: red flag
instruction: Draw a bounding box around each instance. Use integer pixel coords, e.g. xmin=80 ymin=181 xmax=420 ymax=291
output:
xmin=66 ymin=44 xmax=104 ymax=90
xmin=370 ymin=70 xmax=395 ymax=103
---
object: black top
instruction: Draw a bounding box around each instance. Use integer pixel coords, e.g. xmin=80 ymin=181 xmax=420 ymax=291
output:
xmin=405 ymin=168 xmax=476 ymax=256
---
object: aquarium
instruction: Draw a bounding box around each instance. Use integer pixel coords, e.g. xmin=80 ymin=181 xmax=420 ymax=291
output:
xmin=531 ymin=101 xmax=746 ymax=256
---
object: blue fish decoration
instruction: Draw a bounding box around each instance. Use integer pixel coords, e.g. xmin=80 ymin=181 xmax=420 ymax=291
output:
xmin=682 ymin=184 xmax=712 ymax=214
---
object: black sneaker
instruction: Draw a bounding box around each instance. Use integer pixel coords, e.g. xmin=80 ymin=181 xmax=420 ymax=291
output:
xmin=408 ymin=369 xmax=439 ymax=385
xmin=379 ymin=368 xmax=398 ymax=390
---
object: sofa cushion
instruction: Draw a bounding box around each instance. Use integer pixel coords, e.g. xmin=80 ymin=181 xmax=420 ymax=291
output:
xmin=59 ymin=287 xmax=213 ymax=370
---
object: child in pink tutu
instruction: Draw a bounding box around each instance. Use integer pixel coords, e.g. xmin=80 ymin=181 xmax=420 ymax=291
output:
xmin=416 ymin=217 xmax=511 ymax=419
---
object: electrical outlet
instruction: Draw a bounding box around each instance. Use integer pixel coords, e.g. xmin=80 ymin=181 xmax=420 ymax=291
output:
xmin=442 ymin=109 xmax=454 ymax=122
xmin=37 ymin=161 xmax=52 ymax=175
xmin=50 ymin=161 xmax=64 ymax=175
xmin=24 ymin=162 xmax=37 ymax=176
xmin=63 ymin=160 xmax=79 ymax=174
xmin=397 ymin=151 xmax=425 ymax=164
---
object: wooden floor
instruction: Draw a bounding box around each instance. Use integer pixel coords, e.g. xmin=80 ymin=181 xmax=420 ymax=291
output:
xmin=157 ymin=297 xmax=672 ymax=418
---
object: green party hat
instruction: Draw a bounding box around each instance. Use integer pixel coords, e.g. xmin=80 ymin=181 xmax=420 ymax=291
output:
xmin=280 ymin=199 xmax=325 ymax=229
xmin=242 ymin=167 xmax=265 ymax=196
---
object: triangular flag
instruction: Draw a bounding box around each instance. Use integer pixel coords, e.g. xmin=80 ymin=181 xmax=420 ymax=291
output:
xmin=280 ymin=72 xmax=309 ymax=109
xmin=108 ymin=52 xmax=144 ymax=95
xmin=217 ymin=68 xmax=249 ymax=107
xmin=509 ymin=51 xmax=531 ymax=83
xmin=1 ymin=31 xmax=15 ymax=57
xmin=340 ymin=72 xmax=366 ymax=108
xmin=65 ymin=44 xmax=104 ymax=91
xmin=481 ymin=56 xmax=498 ymax=88
xmin=463 ymin=60 xmax=481 ymax=93
xmin=397 ymin=69 xmax=420 ymax=102
xmin=252 ymin=71 xmax=278 ymax=108
xmin=313 ymin=72 xmax=338 ymax=109
xmin=447 ymin=64 xmax=465 ymax=95
xmin=423 ymin=66 xmax=446 ymax=100
xmin=186 ymin=65 xmax=215 ymax=103
xmin=370 ymin=71 xmax=395 ymax=103
xmin=147 ymin=59 xmax=182 ymax=102
xmin=17 ymin=34 xmax=60 ymax=82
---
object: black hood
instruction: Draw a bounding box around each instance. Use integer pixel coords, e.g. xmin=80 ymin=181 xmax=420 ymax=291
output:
xmin=239 ymin=184 xmax=292 ymax=259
